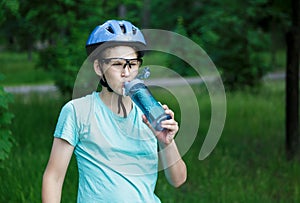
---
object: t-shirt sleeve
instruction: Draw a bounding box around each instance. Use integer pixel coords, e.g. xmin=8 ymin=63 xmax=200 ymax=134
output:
xmin=54 ymin=101 xmax=79 ymax=146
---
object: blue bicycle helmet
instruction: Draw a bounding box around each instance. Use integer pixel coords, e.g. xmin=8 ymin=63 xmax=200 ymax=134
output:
xmin=86 ymin=20 xmax=146 ymax=56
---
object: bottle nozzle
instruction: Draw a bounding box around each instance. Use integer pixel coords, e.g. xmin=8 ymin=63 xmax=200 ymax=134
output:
xmin=136 ymin=67 xmax=150 ymax=79
xmin=123 ymin=67 xmax=150 ymax=96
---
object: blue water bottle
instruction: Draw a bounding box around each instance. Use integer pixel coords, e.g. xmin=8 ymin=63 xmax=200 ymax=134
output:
xmin=124 ymin=68 xmax=171 ymax=131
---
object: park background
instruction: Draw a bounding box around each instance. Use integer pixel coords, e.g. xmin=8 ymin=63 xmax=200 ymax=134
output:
xmin=0 ymin=0 xmax=299 ymax=202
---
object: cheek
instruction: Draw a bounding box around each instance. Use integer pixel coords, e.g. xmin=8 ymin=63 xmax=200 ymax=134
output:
xmin=131 ymin=69 xmax=139 ymax=77
xmin=104 ymin=70 xmax=121 ymax=84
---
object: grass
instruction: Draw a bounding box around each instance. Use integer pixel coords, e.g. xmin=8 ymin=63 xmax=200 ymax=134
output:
xmin=1 ymin=80 xmax=299 ymax=202
xmin=155 ymin=81 xmax=300 ymax=203
xmin=0 ymin=52 xmax=53 ymax=86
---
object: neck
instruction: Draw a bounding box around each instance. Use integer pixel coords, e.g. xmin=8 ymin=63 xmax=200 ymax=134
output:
xmin=99 ymin=89 xmax=132 ymax=117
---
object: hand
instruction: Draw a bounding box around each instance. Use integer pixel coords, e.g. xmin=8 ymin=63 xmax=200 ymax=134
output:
xmin=142 ymin=104 xmax=179 ymax=145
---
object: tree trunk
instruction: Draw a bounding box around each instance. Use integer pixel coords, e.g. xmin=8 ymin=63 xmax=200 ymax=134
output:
xmin=285 ymin=0 xmax=300 ymax=160
xmin=27 ymin=46 xmax=33 ymax=61
xmin=118 ymin=4 xmax=126 ymax=18
xmin=142 ymin=0 xmax=151 ymax=28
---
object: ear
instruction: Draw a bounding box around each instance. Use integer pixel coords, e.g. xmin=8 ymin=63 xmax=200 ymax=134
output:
xmin=93 ymin=60 xmax=103 ymax=77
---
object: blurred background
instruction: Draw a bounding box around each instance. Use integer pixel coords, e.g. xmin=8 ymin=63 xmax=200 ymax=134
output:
xmin=0 ymin=0 xmax=299 ymax=202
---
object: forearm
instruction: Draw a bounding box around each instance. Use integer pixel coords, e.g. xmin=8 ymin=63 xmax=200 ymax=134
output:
xmin=158 ymin=140 xmax=187 ymax=187
xmin=42 ymin=171 xmax=64 ymax=203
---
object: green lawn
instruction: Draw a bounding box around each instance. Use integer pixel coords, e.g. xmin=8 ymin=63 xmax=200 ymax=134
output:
xmin=0 ymin=52 xmax=53 ymax=85
xmin=0 ymin=80 xmax=299 ymax=202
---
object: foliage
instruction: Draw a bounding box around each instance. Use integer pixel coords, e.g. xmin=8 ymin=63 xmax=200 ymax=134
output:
xmin=185 ymin=1 xmax=269 ymax=89
xmin=1 ymin=0 xmax=36 ymax=55
xmin=35 ymin=0 xmax=142 ymax=95
xmin=219 ymin=0 xmax=289 ymax=89
xmin=37 ymin=38 xmax=86 ymax=95
xmin=0 ymin=0 xmax=293 ymax=91
xmin=32 ymin=0 xmax=103 ymax=95
xmin=166 ymin=17 xmax=198 ymax=77
xmin=0 ymin=74 xmax=14 ymax=163
xmin=150 ymin=0 xmax=291 ymax=90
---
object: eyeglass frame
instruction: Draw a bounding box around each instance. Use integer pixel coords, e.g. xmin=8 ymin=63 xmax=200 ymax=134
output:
xmin=99 ymin=57 xmax=143 ymax=70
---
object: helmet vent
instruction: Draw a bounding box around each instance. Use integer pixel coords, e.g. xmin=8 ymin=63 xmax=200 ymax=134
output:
xmin=106 ymin=26 xmax=115 ymax=34
xmin=120 ymin=24 xmax=126 ymax=33
xmin=132 ymin=28 xmax=137 ymax=35
xmin=86 ymin=20 xmax=146 ymax=53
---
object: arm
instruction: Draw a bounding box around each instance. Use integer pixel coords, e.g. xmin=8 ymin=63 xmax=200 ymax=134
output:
xmin=42 ymin=138 xmax=74 ymax=203
xmin=158 ymin=140 xmax=187 ymax=188
xmin=142 ymin=105 xmax=187 ymax=187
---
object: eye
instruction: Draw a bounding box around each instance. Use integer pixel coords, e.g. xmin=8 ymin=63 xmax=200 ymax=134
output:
xmin=130 ymin=59 xmax=141 ymax=67
xmin=111 ymin=60 xmax=124 ymax=67
xmin=112 ymin=62 xmax=123 ymax=66
xmin=130 ymin=61 xmax=138 ymax=66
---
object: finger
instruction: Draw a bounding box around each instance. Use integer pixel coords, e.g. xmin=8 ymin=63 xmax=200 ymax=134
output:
xmin=161 ymin=104 xmax=169 ymax=110
xmin=142 ymin=115 xmax=151 ymax=128
xmin=164 ymin=109 xmax=174 ymax=118
xmin=142 ymin=115 xmax=157 ymax=133
xmin=161 ymin=121 xmax=178 ymax=131
xmin=161 ymin=119 xmax=177 ymax=126
xmin=142 ymin=114 xmax=148 ymax=123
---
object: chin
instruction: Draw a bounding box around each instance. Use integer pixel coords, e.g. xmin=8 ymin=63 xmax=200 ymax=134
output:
xmin=114 ymin=87 xmax=124 ymax=96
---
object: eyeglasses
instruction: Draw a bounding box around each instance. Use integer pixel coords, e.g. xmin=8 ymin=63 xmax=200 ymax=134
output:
xmin=100 ymin=58 xmax=143 ymax=70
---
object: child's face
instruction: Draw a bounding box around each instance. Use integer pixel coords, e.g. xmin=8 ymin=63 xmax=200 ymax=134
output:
xmin=95 ymin=46 xmax=140 ymax=95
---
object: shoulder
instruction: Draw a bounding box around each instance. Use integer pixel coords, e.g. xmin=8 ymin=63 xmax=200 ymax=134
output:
xmin=72 ymin=93 xmax=94 ymax=106
xmin=64 ymin=93 xmax=95 ymax=110
xmin=59 ymin=93 xmax=95 ymax=117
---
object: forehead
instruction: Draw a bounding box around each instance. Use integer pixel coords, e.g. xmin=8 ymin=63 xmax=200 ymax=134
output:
xmin=103 ymin=46 xmax=137 ymax=58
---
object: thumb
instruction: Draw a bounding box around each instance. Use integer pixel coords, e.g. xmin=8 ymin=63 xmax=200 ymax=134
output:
xmin=142 ymin=115 xmax=155 ymax=133
xmin=142 ymin=114 xmax=149 ymax=125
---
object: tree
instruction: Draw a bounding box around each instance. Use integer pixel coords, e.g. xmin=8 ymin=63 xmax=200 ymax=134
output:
xmin=285 ymin=0 xmax=300 ymax=160
xmin=35 ymin=0 xmax=142 ymax=95
xmin=0 ymin=0 xmax=21 ymax=50
xmin=36 ymin=0 xmax=106 ymax=95
xmin=194 ymin=0 xmax=273 ymax=90
xmin=1 ymin=0 xmax=42 ymax=59
xmin=149 ymin=0 xmax=272 ymax=89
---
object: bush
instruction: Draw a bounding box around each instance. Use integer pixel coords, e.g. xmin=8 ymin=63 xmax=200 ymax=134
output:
xmin=37 ymin=41 xmax=85 ymax=96
xmin=0 ymin=74 xmax=14 ymax=162
xmin=187 ymin=0 xmax=274 ymax=90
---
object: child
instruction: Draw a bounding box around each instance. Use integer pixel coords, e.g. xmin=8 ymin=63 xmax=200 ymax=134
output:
xmin=42 ymin=19 xmax=186 ymax=203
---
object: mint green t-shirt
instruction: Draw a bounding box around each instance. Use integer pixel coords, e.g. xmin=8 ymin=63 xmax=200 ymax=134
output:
xmin=54 ymin=92 xmax=160 ymax=203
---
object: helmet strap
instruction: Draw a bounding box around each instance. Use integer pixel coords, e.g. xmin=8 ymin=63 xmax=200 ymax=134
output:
xmin=100 ymin=75 xmax=114 ymax=92
xmin=100 ymin=75 xmax=128 ymax=118
xmin=117 ymin=95 xmax=127 ymax=118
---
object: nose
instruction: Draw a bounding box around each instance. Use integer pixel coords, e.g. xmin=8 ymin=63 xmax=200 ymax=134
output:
xmin=122 ymin=65 xmax=130 ymax=77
